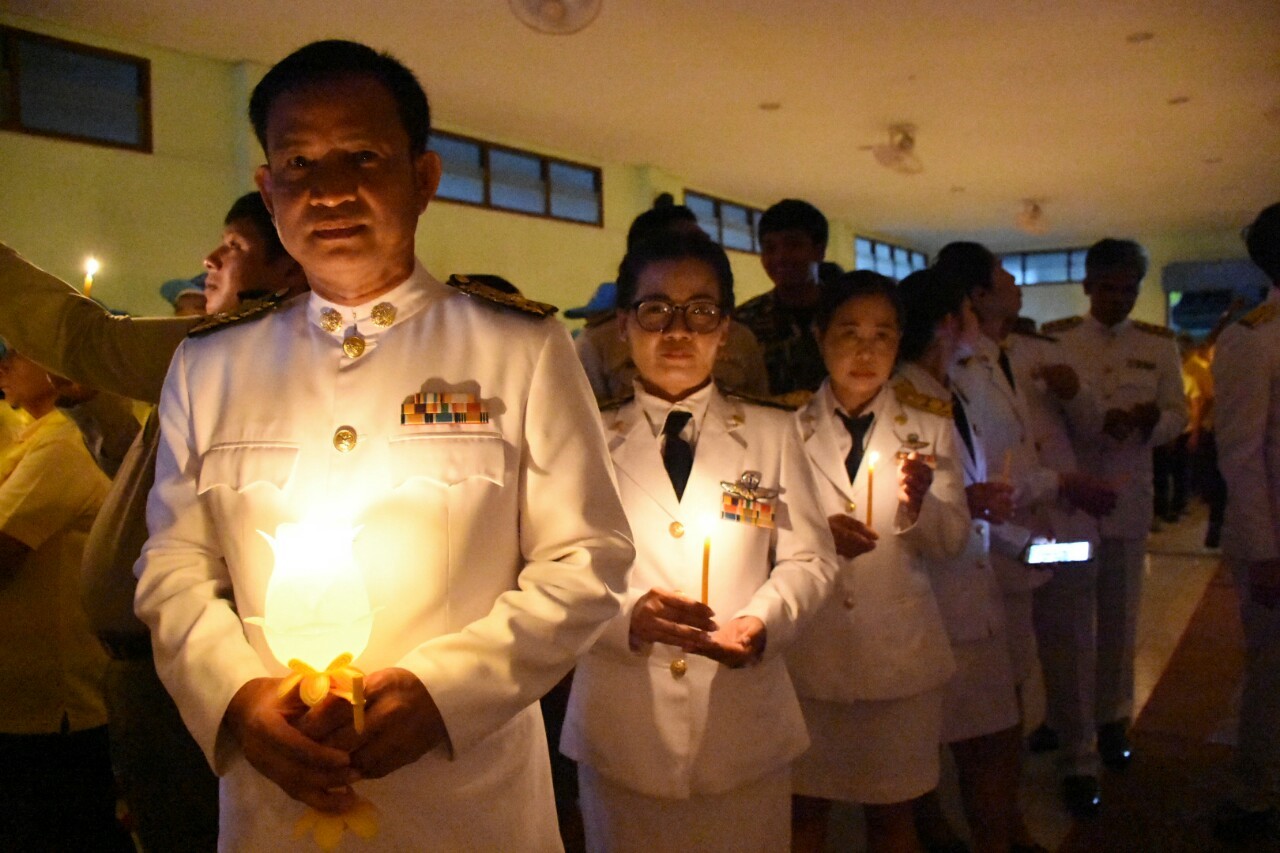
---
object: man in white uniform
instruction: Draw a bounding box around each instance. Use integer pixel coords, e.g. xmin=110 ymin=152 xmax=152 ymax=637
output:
xmin=1212 ymin=201 xmax=1280 ymax=842
xmin=135 ymin=40 xmax=633 ymax=850
xmin=1042 ymin=239 xmax=1187 ymax=793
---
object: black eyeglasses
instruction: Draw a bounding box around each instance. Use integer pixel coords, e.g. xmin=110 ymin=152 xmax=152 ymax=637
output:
xmin=631 ymin=299 xmax=725 ymax=334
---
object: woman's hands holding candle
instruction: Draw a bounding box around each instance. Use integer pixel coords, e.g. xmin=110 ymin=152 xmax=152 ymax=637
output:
xmin=965 ymin=481 xmax=1015 ymax=524
xmin=702 ymin=616 xmax=767 ymax=668
xmin=827 ymin=514 xmax=879 ymax=559
xmin=629 ymin=588 xmax=718 ymax=652
xmin=898 ymin=451 xmax=934 ymax=521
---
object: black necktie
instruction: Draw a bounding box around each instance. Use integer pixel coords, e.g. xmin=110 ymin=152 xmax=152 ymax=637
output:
xmin=997 ymin=347 xmax=1017 ymax=392
xmin=951 ymin=392 xmax=976 ymax=462
xmin=662 ymin=411 xmax=694 ymax=501
xmin=837 ymin=411 xmax=875 ymax=485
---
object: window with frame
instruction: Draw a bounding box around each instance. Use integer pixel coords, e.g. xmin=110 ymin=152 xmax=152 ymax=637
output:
xmin=428 ymin=130 xmax=602 ymax=226
xmin=1000 ymin=248 xmax=1089 ymax=286
xmin=0 ymin=25 xmax=151 ymax=152
xmin=684 ymin=190 xmax=764 ymax=253
xmin=854 ymin=237 xmax=927 ymax=280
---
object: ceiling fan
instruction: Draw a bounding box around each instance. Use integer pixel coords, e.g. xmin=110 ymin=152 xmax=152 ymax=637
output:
xmin=870 ymin=123 xmax=924 ymax=175
xmin=509 ymin=0 xmax=602 ymax=35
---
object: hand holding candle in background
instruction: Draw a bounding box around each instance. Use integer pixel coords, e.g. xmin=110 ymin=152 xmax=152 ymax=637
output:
xmin=898 ymin=451 xmax=934 ymax=522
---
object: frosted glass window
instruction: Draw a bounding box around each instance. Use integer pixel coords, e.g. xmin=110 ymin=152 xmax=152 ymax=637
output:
xmin=432 ymin=135 xmax=484 ymax=204
xmin=489 ymin=149 xmax=544 ymax=214
xmin=548 ymin=161 xmax=600 ymax=223
xmin=721 ymin=204 xmax=753 ymax=251
xmin=2 ymin=26 xmax=150 ymax=151
xmin=685 ymin=191 xmax=764 ymax=254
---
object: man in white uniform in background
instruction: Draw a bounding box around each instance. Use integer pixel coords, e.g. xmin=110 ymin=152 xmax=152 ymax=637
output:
xmin=1042 ymin=239 xmax=1186 ymax=794
xmin=135 ymin=40 xmax=633 ymax=850
xmin=1212 ymin=201 xmax=1280 ymax=842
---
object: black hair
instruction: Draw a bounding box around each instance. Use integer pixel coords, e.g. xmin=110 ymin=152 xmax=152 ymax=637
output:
xmin=1085 ymin=238 xmax=1148 ymax=280
xmin=249 ymin=40 xmax=431 ymax=155
xmin=934 ymin=241 xmax=997 ymax=295
xmin=1245 ymin=202 xmax=1280 ymax=282
xmin=898 ymin=267 xmax=969 ymax=363
xmin=626 ymin=194 xmax=700 ymax=251
xmin=224 ymin=192 xmax=286 ymax=261
xmin=813 ymin=270 xmax=903 ymax=336
xmin=616 ymin=232 xmax=734 ymax=310
xmin=758 ymin=199 xmax=828 ymax=247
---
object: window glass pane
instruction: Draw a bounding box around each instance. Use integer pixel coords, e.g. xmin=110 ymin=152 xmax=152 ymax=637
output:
xmin=548 ymin=162 xmax=599 ymax=223
xmin=855 ymin=238 xmax=875 ymax=271
xmin=721 ymin=203 xmax=753 ymax=251
xmin=1023 ymin=251 xmax=1069 ymax=285
xmin=1002 ymin=256 xmax=1025 ymax=286
xmin=874 ymin=242 xmax=893 ymax=261
xmin=17 ymin=36 xmax=143 ymax=146
xmin=893 ymin=248 xmax=913 ymax=280
xmin=685 ymin=193 xmax=719 ymax=243
xmin=911 ymin=251 xmax=927 ymax=272
xmin=489 ymin=148 xmax=545 ymax=214
xmin=1070 ymin=249 xmax=1088 ymax=282
xmin=749 ymin=210 xmax=762 ymax=252
xmin=431 ymin=135 xmax=484 ymax=204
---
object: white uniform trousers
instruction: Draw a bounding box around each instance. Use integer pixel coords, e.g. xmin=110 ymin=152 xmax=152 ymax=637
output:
xmin=1229 ymin=561 xmax=1280 ymax=811
xmin=577 ymin=764 xmax=790 ymax=853
xmin=1096 ymin=537 xmax=1146 ymax=726
xmin=1033 ymin=560 xmax=1100 ymax=775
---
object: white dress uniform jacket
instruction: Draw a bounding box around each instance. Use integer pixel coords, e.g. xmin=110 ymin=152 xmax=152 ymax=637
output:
xmin=561 ymin=384 xmax=837 ymax=799
xmin=902 ymin=364 xmax=1005 ymax=647
xmin=1003 ymin=330 xmax=1101 ymax=549
xmin=135 ymin=264 xmax=634 ymax=851
xmin=950 ymin=336 xmax=1054 ymax=592
xmin=1215 ymin=288 xmax=1280 ymax=563
xmin=787 ymin=376 xmax=967 ymax=703
xmin=1046 ymin=315 xmax=1187 ymax=538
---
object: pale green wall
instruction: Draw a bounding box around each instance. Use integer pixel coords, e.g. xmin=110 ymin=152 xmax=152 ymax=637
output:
xmin=0 ymin=15 xmax=1248 ymax=334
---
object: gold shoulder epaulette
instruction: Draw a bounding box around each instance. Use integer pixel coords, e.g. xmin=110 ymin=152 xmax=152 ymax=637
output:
xmin=598 ymin=392 xmax=634 ymax=412
xmin=1131 ymin=319 xmax=1176 ymax=338
xmin=893 ymin=378 xmax=953 ymax=419
xmin=722 ymin=387 xmax=805 ymax=411
xmin=1040 ymin=316 xmax=1083 ymax=334
xmin=1010 ymin=327 xmax=1058 ymax=343
xmin=188 ymin=289 xmax=289 ymax=337
xmin=446 ymin=274 xmax=558 ymax=318
xmin=1239 ymin=303 xmax=1277 ymax=329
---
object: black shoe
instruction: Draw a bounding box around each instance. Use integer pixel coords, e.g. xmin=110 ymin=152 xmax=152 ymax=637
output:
xmin=1097 ymin=720 xmax=1133 ymax=770
xmin=1028 ymin=723 xmax=1060 ymax=753
xmin=1212 ymin=801 xmax=1276 ymax=843
xmin=1062 ymin=774 xmax=1101 ymax=818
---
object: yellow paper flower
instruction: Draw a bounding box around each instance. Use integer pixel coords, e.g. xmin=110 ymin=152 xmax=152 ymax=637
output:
xmin=294 ymin=797 xmax=378 ymax=851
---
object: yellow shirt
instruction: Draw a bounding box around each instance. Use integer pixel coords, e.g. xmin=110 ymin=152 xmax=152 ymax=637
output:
xmin=0 ymin=410 xmax=110 ymax=733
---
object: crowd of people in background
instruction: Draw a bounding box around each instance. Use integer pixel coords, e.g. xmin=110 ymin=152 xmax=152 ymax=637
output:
xmin=1 ymin=36 xmax=1278 ymax=853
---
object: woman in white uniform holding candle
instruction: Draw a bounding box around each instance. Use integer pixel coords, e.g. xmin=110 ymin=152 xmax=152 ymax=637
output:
xmin=561 ymin=232 xmax=838 ymax=852
xmin=788 ymin=271 xmax=970 ymax=853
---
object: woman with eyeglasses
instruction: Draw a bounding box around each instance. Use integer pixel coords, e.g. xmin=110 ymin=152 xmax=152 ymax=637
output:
xmin=787 ymin=271 xmax=970 ymax=853
xmin=560 ymin=232 xmax=837 ymax=852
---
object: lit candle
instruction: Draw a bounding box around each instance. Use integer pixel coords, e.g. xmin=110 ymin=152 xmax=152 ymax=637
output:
xmin=83 ymin=256 xmax=99 ymax=297
xmin=866 ymin=451 xmax=880 ymax=527
xmin=701 ymin=533 xmax=711 ymax=605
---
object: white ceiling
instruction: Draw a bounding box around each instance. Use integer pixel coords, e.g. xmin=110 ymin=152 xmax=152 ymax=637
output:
xmin=8 ymin=0 xmax=1280 ymax=252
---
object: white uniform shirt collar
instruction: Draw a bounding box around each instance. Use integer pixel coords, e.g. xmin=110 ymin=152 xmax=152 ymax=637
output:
xmin=634 ymin=380 xmax=714 ymax=448
xmin=306 ymin=261 xmax=434 ymax=339
xmin=817 ymin=379 xmax=887 ymax=459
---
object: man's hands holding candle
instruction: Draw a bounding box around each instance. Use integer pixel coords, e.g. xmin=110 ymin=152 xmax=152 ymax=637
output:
xmin=225 ymin=667 xmax=448 ymax=812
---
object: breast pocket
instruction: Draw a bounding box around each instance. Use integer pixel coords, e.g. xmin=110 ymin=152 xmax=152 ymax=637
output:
xmin=386 ymin=432 xmax=507 ymax=490
xmin=197 ymin=442 xmax=300 ymax=495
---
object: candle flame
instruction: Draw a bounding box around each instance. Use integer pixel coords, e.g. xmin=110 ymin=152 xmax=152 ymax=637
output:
xmin=84 ymin=256 xmax=99 ymax=277
xmin=868 ymin=450 xmax=881 ymax=470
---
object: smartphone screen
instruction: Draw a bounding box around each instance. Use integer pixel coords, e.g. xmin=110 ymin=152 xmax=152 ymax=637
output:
xmin=1025 ymin=540 xmax=1092 ymax=564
